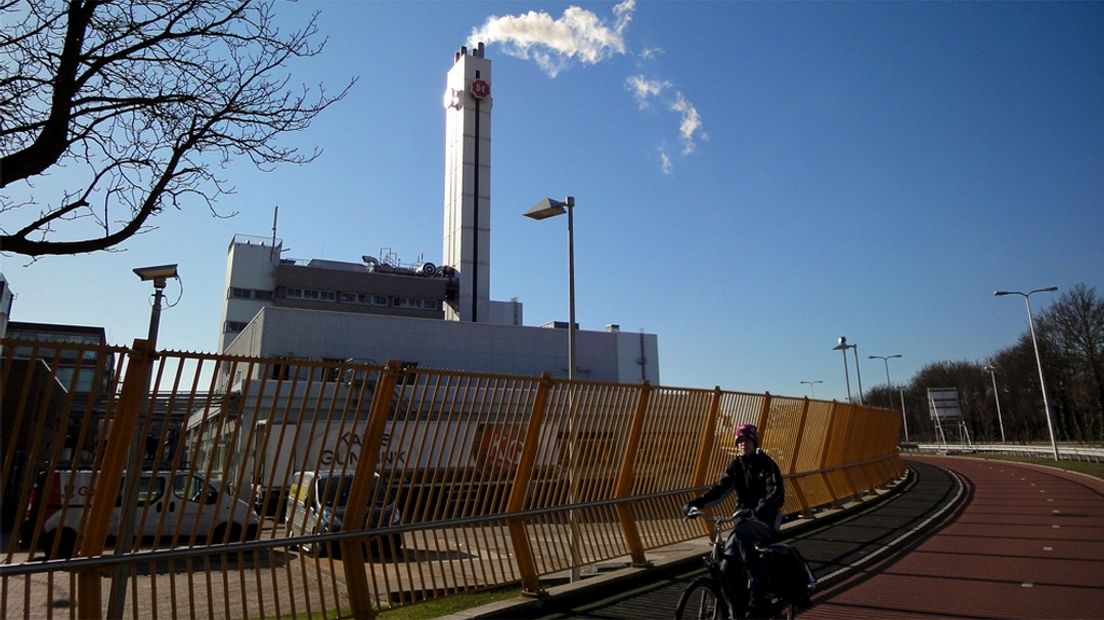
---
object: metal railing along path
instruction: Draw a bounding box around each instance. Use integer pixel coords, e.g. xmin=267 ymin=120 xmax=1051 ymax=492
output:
xmin=1 ymin=338 xmax=904 ymax=619
xmin=905 ymin=443 xmax=1104 ymax=462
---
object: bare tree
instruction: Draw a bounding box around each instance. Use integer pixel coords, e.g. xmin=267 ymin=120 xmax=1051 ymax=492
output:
xmin=1 ymin=0 xmax=353 ymax=256
xmin=1038 ymin=284 xmax=1104 ymax=441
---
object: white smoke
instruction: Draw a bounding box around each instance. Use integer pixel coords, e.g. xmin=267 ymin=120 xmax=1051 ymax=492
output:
xmin=469 ymin=1 xmax=635 ymax=78
xmin=626 ymin=75 xmax=671 ymax=108
xmin=658 ymin=149 xmax=673 ymax=175
xmin=628 ymin=76 xmax=706 ymax=157
xmin=471 ymin=0 xmax=705 ymax=173
xmin=671 ymin=92 xmax=705 ymax=155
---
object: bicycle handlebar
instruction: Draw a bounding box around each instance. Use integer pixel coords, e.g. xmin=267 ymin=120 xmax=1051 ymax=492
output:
xmin=684 ymin=507 xmax=753 ymax=527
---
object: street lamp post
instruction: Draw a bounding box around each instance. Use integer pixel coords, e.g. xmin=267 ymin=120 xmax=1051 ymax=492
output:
xmin=525 ymin=197 xmax=576 ymax=382
xmin=832 ymin=337 xmax=853 ymax=403
xmin=870 ymin=354 xmax=903 ymax=438
xmin=524 ymin=196 xmax=580 ymax=581
xmin=851 ymin=343 xmax=865 ymax=405
xmin=108 ymin=264 xmax=178 ymax=619
xmin=898 ymin=387 xmax=910 ymax=444
xmin=868 ymin=354 xmax=902 ymax=405
xmin=833 ymin=337 xmax=863 ymax=404
xmin=984 ymin=365 xmax=1006 ymax=443
xmin=994 ymin=286 xmax=1059 ymax=460
xmin=800 ymin=380 xmax=823 ymax=398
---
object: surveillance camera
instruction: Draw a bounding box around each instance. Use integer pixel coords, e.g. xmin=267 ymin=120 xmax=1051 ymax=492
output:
xmin=133 ymin=264 xmax=179 ymax=282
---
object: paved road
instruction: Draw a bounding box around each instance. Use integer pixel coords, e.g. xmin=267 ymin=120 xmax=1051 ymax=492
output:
xmin=804 ymin=455 xmax=1104 ymax=619
xmin=465 ymin=456 xmax=1104 ymax=619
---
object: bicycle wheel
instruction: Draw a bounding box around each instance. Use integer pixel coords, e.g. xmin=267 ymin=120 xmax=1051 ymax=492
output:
xmin=674 ymin=578 xmax=725 ymax=620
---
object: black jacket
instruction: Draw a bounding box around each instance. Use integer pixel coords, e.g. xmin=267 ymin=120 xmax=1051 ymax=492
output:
xmin=688 ymin=449 xmax=785 ymax=529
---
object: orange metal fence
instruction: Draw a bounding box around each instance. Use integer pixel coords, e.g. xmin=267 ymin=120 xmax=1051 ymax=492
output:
xmin=0 ymin=338 xmax=904 ymax=619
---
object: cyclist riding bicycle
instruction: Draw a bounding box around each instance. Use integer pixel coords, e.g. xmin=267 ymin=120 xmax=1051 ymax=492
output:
xmin=683 ymin=423 xmax=784 ymax=617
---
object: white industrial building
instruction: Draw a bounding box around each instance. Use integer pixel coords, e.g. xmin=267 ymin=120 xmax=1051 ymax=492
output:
xmin=217 ymin=44 xmax=659 ymax=386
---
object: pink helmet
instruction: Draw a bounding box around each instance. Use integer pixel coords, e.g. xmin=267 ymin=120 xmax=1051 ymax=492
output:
xmin=734 ymin=423 xmax=759 ymax=445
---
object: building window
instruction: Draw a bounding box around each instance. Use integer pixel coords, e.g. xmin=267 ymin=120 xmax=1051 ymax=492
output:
xmin=223 ymin=320 xmax=248 ymax=333
xmin=394 ymin=297 xmax=439 ymax=310
xmin=230 ymin=287 xmax=252 ymax=299
xmin=340 ymin=292 xmax=357 ymax=303
xmin=320 ymin=290 xmax=336 ymax=302
xmin=285 ymin=287 xmax=303 ymax=299
xmin=360 ymin=294 xmax=390 ymax=306
xmin=255 ymin=290 xmax=273 ymax=301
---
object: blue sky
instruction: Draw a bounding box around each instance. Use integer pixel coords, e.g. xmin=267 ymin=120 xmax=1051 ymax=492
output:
xmin=4 ymin=1 xmax=1102 ymax=401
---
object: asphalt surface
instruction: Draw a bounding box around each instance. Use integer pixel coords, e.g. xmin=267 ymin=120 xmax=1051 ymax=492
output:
xmin=461 ymin=459 xmax=961 ymax=619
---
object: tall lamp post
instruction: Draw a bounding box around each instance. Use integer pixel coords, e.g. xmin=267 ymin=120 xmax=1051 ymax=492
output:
xmin=800 ymin=380 xmax=823 ymax=398
xmin=869 ymin=353 xmax=903 ymax=437
xmin=109 ymin=264 xmax=178 ymax=619
xmin=994 ymin=286 xmax=1059 ymax=460
xmin=898 ymin=387 xmax=910 ymax=444
xmin=833 ymin=337 xmax=863 ymax=404
xmin=850 ymin=342 xmax=864 ymax=405
xmin=832 ymin=337 xmax=853 ymax=403
xmin=983 ymin=365 xmax=1006 ymax=443
xmin=868 ymin=354 xmax=902 ymax=405
xmin=524 ymin=196 xmax=580 ymax=581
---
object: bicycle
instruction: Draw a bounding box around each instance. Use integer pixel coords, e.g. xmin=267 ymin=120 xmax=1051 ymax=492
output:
xmin=674 ymin=508 xmax=816 ymax=620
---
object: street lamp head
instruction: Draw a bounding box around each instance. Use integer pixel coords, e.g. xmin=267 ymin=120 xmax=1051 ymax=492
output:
xmin=524 ymin=196 xmax=573 ymax=220
xmin=133 ymin=264 xmax=178 ymax=288
xmin=833 ymin=336 xmax=848 ymax=351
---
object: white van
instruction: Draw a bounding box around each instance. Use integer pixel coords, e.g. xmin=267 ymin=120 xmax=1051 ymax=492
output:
xmin=21 ymin=470 xmax=260 ymax=559
xmin=285 ymin=471 xmax=402 ymax=559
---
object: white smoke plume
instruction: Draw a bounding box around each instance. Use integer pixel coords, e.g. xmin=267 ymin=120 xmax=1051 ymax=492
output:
xmin=627 ymin=76 xmax=707 ymax=158
xmin=626 ymin=75 xmax=671 ymax=108
xmin=471 ymin=1 xmax=704 ymax=173
xmin=671 ymin=92 xmax=705 ymax=155
xmin=469 ymin=1 xmax=636 ymax=78
xmin=658 ymin=149 xmax=673 ymax=175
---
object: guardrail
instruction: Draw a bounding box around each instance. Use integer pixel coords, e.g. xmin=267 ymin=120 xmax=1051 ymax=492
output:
xmin=904 ymin=443 xmax=1104 ymax=463
xmin=1 ymin=338 xmax=904 ymax=619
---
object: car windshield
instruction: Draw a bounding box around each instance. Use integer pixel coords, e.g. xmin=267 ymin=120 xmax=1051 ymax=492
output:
xmin=315 ymin=475 xmax=385 ymax=507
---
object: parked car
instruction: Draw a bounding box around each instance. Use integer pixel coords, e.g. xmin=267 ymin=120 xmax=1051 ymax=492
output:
xmin=20 ymin=469 xmax=260 ymax=559
xmin=284 ymin=470 xmax=402 ymax=559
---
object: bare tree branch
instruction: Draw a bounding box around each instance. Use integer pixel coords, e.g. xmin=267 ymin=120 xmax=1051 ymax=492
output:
xmin=0 ymin=0 xmax=355 ymax=256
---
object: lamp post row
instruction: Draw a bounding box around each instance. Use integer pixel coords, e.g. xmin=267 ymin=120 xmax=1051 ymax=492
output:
xmin=827 ymin=285 xmax=1058 ymax=459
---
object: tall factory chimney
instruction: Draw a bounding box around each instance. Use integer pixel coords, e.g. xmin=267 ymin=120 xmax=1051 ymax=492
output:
xmin=442 ymin=42 xmax=492 ymax=322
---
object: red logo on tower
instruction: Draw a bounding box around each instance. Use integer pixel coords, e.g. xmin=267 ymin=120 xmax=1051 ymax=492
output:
xmin=470 ymin=79 xmax=490 ymax=99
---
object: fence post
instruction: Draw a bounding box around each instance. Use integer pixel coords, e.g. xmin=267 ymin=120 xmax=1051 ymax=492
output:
xmin=690 ymin=388 xmax=723 ymax=536
xmin=506 ymin=373 xmax=554 ymax=593
xmin=755 ymin=391 xmax=772 ymax=435
xmin=613 ymin=381 xmax=652 ymax=565
xmin=837 ymin=403 xmax=863 ymax=502
xmin=690 ymin=388 xmax=723 ymax=489
xmin=789 ymin=398 xmax=812 ymax=516
xmin=818 ymin=401 xmax=842 ymax=508
xmin=343 ymin=360 xmax=402 ymax=620
xmin=76 ymin=339 xmax=154 ymax=620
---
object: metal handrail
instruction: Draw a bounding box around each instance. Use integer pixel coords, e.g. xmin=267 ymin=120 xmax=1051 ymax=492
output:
xmin=905 ymin=443 xmax=1104 ymax=462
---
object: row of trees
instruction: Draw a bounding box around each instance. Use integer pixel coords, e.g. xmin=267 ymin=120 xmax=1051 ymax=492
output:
xmin=864 ymin=283 xmax=1104 ymax=445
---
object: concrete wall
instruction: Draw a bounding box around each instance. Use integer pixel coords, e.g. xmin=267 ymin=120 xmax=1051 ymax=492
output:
xmin=224 ymin=306 xmax=658 ymax=385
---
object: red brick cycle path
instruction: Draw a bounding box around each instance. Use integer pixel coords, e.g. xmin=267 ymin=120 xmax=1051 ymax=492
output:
xmin=802 ymin=455 xmax=1104 ymax=619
